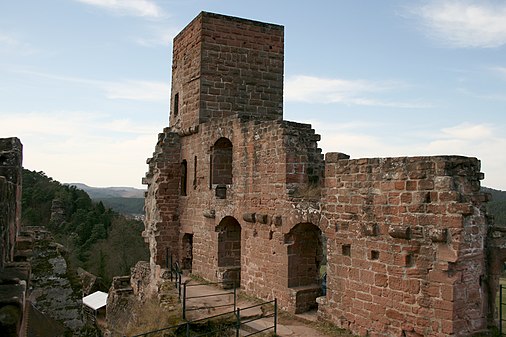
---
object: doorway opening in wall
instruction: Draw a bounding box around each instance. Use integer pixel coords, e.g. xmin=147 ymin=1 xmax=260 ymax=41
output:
xmin=285 ymin=223 xmax=326 ymax=314
xmin=216 ymin=216 xmax=241 ymax=288
xmin=182 ymin=233 xmax=193 ymax=272
xmin=211 ymin=137 xmax=233 ymax=185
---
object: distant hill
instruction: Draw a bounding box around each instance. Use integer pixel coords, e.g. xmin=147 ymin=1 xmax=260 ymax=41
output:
xmin=95 ymin=197 xmax=144 ymax=216
xmin=67 ymin=183 xmax=145 ymax=215
xmin=68 ymin=183 xmax=145 ymax=199
xmin=22 ymin=170 xmax=149 ymax=285
xmin=483 ymin=187 xmax=506 ymax=202
xmin=483 ymin=187 xmax=506 ymax=226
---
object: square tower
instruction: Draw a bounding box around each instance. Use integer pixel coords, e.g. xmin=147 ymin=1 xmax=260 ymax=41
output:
xmin=169 ymin=12 xmax=284 ymax=131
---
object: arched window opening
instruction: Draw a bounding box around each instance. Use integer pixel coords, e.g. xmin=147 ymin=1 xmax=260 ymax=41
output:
xmin=211 ymin=138 xmax=233 ymax=185
xmin=181 ymin=160 xmax=187 ymax=196
xmin=285 ymin=223 xmax=326 ymax=313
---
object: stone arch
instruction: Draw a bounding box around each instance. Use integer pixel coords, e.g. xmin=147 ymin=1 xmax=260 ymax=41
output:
xmin=284 ymin=222 xmax=325 ymax=313
xmin=211 ymin=137 xmax=233 ymax=185
xmin=215 ymin=216 xmax=241 ymax=287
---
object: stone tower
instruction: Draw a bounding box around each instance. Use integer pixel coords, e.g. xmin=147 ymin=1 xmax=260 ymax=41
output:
xmin=142 ymin=11 xmax=505 ymax=337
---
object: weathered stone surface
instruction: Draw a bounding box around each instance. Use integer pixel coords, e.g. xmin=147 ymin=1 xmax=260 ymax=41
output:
xmin=139 ymin=11 xmax=503 ymax=337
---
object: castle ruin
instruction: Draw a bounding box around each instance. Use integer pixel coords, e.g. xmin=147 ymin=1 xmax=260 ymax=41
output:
xmin=142 ymin=12 xmax=506 ymax=336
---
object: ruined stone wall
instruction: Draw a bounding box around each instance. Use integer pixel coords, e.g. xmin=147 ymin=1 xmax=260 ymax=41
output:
xmin=143 ymin=130 xmax=181 ymax=271
xmin=146 ymin=114 xmax=323 ymax=312
xmin=141 ymin=11 xmax=502 ymax=336
xmin=319 ymin=154 xmax=489 ymax=337
xmin=0 ymin=137 xmax=22 ymax=268
xmin=169 ymin=15 xmax=202 ymax=132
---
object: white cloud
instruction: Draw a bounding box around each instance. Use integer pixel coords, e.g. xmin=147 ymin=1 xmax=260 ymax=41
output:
xmin=133 ymin=26 xmax=179 ymax=47
xmin=13 ymin=69 xmax=170 ymax=102
xmin=492 ymin=66 xmax=506 ymax=79
xmin=411 ymin=1 xmax=506 ymax=48
xmin=75 ymin=0 xmax=164 ymax=18
xmin=103 ymin=80 xmax=169 ymax=102
xmin=440 ymin=123 xmax=493 ymax=140
xmin=0 ymin=33 xmax=35 ymax=55
xmin=0 ymin=111 xmax=161 ymax=187
xmin=284 ymin=75 xmax=430 ymax=108
xmin=305 ymin=120 xmax=506 ymax=189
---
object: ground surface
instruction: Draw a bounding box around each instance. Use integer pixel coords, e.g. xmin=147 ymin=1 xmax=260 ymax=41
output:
xmin=181 ymin=276 xmax=355 ymax=337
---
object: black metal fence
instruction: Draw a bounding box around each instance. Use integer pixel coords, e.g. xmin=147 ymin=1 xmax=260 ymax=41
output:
xmin=167 ymin=251 xmax=183 ymax=300
xmin=128 ymin=299 xmax=277 ymax=337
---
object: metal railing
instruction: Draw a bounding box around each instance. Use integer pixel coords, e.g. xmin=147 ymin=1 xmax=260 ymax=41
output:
xmin=501 ymin=285 xmax=506 ymax=335
xmin=182 ymin=280 xmax=237 ymax=320
xmin=167 ymin=251 xmax=183 ymax=300
xmin=128 ymin=299 xmax=277 ymax=337
xmin=236 ymin=299 xmax=277 ymax=337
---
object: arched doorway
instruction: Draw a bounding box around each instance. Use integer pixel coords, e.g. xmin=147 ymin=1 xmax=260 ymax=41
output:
xmin=285 ymin=223 xmax=325 ymax=313
xmin=216 ymin=216 xmax=241 ymax=288
xmin=182 ymin=233 xmax=193 ymax=271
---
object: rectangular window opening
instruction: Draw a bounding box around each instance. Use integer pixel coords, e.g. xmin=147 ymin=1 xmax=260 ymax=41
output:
xmin=370 ymin=250 xmax=379 ymax=260
xmin=405 ymin=253 xmax=415 ymax=267
xmin=342 ymin=244 xmax=351 ymax=257
xmin=193 ymin=156 xmax=197 ymax=189
xmin=174 ymin=93 xmax=179 ymax=116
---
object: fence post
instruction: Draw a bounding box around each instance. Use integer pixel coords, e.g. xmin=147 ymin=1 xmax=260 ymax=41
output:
xmin=170 ymin=253 xmax=173 ymax=282
xmin=501 ymin=285 xmax=503 ymax=334
xmin=178 ymin=274 xmax=182 ymax=300
xmin=274 ymin=298 xmax=277 ymax=336
xmin=233 ymin=286 xmax=237 ymax=313
xmin=183 ymin=282 xmax=187 ymax=320
xmin=186 ymin=321 xmax=190 ymax=337
xmin=236 ymin=307 xmax=241 ymax=337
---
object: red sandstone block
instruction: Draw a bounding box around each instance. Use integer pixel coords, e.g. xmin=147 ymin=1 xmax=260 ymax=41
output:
xmin=356 ymin=291 xmax=372 ymax=302
xmin=418 ymin=179 xmax=434 ymax=190
xmin=448 ymin=203 xmax=474 ymax=215
xmin=394 ymin=181 xmax=406 ymax=190
xmin=434 ymin=308 xmax=454 ymax=320
xmin=380 ymin=181 xmax=395 ymax=191
xmin=386 ymin=308 xmax=405 ymax=321
xmin=388 ymin=276 xmax=403 ymax=291
xmin=375 ymin=273 xmax=388 ymax=287
xmin=360 ymin=270 xmax=375 ymax=284
xmin=406 ymin=180 xmax=418 ymax=191
xmin=373 ymin=194 xmax=387 ymax=204
xmin=441 ymin=214 xmax=463 ymax=228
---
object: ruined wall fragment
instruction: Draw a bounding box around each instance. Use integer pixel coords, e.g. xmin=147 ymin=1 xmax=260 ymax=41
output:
xmin=320 ymin=155 xmax=490 ymax=337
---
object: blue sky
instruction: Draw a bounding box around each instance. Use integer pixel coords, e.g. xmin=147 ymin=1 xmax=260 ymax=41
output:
xmin=1 ymin=0 xmax=505 ymax=189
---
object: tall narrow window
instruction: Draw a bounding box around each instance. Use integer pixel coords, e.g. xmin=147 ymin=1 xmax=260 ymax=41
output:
xmin=174 ymin=93 xmax=179 ymax=116
xmin=181 ymin=160 xmax=187 ymax=196
xmin=211 ymin=138 xmax=233 ymax=185
xmin=193 ymin=156 xmax=197 ymax=189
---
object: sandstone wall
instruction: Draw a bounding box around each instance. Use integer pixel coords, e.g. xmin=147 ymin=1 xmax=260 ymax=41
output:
xmin=143 ymin=130 xmax=182 ymax=271
xmin=0 ymin=137 xmax=22 ymax=268
xmin=141 ymin=11 xmax=502 ymax=337
xmin=169 ymin=12 xmax=284 ymax=134
xmin=320 ymin=155 xmax=490 ymax=337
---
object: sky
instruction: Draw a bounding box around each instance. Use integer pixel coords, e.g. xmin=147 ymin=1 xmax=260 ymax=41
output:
xmin=1 ymin=0 xmax=505 ymax=190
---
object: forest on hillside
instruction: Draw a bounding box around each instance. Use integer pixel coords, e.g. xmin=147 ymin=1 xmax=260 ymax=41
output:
xmin=483 ymin=187 xmax=506 ymax=226
xmin=21 ymin=169 xmax=149 ymax=287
